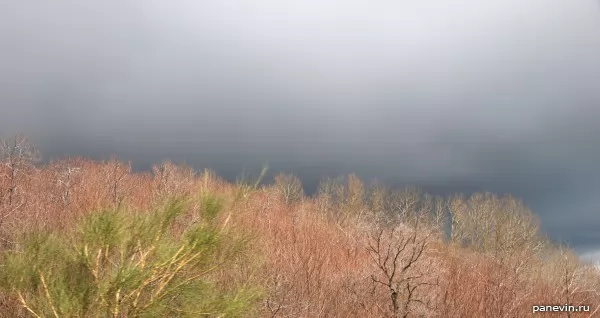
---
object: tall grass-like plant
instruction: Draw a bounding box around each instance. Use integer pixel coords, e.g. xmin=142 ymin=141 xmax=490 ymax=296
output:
xmin=0 ymin=196 xmax=262 ymax=317
xmin=234 ymin=164 xmax=268 ymax=203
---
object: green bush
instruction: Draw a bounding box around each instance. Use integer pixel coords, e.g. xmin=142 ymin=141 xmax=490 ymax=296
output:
xmin=0 ymin=197 xmax=262 ymax=317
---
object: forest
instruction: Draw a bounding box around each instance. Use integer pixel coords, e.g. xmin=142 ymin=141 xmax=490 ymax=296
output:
xmin=0 ymin=134 xmax=598 ymax=317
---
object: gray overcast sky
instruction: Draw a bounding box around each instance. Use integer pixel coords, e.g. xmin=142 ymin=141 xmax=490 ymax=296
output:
xmin=1 ymin=1 xmax=599 ymax=257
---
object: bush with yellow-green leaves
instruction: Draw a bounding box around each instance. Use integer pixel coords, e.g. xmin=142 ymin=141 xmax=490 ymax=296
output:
xmin=0 ymin=196 xmax=263 ymax=318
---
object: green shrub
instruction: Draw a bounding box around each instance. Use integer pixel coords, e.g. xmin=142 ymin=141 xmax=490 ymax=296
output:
xmin=0 ymin=197 xmax=262 ymax=317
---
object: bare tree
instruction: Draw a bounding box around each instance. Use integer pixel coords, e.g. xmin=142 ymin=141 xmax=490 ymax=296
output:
xmin=103 ymin=156 xmax=131 ymax=208
xmin=367 ymin=217 xmax=437 ymax=317
xmin=447 ymin=192 xmax=547 ymax=316
xmin=274 ymin=172 xmax=304 ymax=205
xmin=0 ymin=134 xmax=39 ymax=206
xmin=546 ymin=244 xmax=587 ymax=318
xmin=316 ymin=176 xmax=346 ymax=217
xmin=346 ymin=173 xmax=366 ymax=213
xmin=367 ymin=180 xmax=388 ymax=220
xmin=388 ymin=186 xmax=422 ymax=223
xmin=421 ymin=193 xmax=447 ymax=232
xmin=151 ymin=160 xmax=196 ymax=199
xmin=316 ymin=177 xmax=336 ymax=215
xmin=50 ymin=159 xmax=82 ymax=211
xmin=448 ymin=192 xmax=542 ymax=257
xmin=315 ymin=174 xmax=370 ymax=224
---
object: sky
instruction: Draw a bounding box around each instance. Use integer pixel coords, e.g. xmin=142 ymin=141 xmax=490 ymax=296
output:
xmin=0 ymin=1 xmax=599 ymax=259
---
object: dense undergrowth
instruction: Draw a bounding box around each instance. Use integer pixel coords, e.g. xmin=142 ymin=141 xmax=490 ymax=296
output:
xmin=0 ymin=135 xmax=599 ymax=317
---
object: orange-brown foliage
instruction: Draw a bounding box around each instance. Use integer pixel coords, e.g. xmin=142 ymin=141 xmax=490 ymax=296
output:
xmin=0 ymin=153 xmax=599 ymax=317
